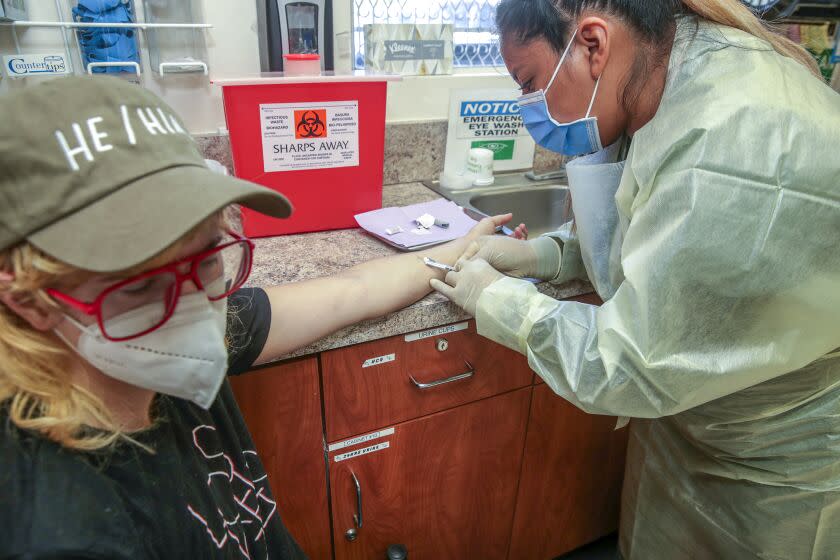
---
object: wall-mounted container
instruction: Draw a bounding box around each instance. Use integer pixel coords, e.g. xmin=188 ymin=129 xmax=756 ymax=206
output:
xmin=1 ymin=0 xmax=28 ymax=21
xmin=143 ymin=0 xmax=207 ymax=75
xmin=71 ymin=0 xmax=142 ymax=75
xmin=258 ymin=0 xmax=334 ymax=73
xmin=283 ymin=53 xmax=320 ymax=76
xmin=214 ymin=72 xmax=400 ymax=237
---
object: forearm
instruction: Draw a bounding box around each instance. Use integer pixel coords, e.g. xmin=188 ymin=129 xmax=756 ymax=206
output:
xmin=343 ymin=236 xmax=473 ymax=321
xmin=545 ymin=226 xmax=588 ymax=285
xmin=256 ymin=236 xmax=474 ymax=363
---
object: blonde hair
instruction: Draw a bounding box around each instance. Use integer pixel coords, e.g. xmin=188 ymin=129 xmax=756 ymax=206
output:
xmin=0 ymin=214 xmax=225 ymax=452
xmin=681 ymin=0 xmax=820 ymax=77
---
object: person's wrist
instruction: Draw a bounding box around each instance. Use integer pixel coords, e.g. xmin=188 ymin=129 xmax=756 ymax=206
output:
xmin=437 ymin=237 xmax=468 ymax=263
xmin=528 ymin=236 xmax=562 ymax=280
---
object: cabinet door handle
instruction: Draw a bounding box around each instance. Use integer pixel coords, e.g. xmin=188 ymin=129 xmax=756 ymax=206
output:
xmin=409 ymin=361 xmax=474 ymax=390
xmin=351 ymin=471 xmax=363 ymax=529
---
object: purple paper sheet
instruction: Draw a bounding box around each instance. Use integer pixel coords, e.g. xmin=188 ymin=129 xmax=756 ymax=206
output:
xmin=355 ymin=198 xmax=478 ymax=248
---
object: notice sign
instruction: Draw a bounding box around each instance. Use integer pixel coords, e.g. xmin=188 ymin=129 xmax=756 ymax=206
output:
xmin=260 ymin=100 xmax=360 ymax=173
xmin=444 ymin=89 xmax=535 ymax=176
xmin=456 ymin=99 xmax=529 ymax=140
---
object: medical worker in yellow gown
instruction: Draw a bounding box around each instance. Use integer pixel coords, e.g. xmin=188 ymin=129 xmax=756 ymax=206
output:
xmin=432 ymin=0 xmax=840 ymax=557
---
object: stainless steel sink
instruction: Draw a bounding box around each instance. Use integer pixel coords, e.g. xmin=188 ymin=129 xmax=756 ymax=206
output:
xmin=423 ymin=173 xmax=572 ymax=238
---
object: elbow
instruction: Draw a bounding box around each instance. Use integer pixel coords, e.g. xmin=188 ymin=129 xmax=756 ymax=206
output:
xmin=343 ymin=274 xmax=385 ymax=323
xmin=536 ymin=367 xmax=677 ymax=420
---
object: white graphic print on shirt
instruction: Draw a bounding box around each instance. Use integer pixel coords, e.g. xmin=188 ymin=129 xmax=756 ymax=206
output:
xmin=186 ymin=425 xmax=278 ymax=559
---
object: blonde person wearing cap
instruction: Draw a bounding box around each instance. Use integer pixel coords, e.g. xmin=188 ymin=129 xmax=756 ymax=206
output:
xmin=0 ymin=77 xmax=512 ymax=559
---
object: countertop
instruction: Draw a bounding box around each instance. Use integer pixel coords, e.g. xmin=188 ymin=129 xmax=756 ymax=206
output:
xmin=247 ymin=181 xmax=593 ymax=361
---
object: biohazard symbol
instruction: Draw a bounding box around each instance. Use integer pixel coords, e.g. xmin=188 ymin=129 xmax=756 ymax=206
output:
xmin=294 ymin=109 xmax=327 ymax=139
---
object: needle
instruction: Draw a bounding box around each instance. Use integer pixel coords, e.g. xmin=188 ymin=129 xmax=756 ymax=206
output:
xmin=423 ymin=257 xmax=456 ymax=272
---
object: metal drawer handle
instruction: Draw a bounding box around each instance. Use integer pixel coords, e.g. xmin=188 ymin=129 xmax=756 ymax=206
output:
xmin=352 ymin=471 xmax=362 ymax=529
xmin=345 ymin=472 xmax=363 ymax=542
xmin=409 ymin=361 xmax=474 ymax=390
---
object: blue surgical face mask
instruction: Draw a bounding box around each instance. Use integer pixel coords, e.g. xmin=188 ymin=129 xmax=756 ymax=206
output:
xmin=517 ymin=30 xmax=603 ymax=156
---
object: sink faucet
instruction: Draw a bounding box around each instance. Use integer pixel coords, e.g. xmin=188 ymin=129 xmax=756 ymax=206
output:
xmin=525 ymin=169 xmax=567 ymax=182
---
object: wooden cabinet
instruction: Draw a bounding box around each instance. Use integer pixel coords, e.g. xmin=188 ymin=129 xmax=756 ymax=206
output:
xmin=233 ymin=300 xmax=628 ymax=560
xmin=328 ymin=387 xmax=532 ymax=560
xmin=229 ymin=358 xmax=332 ymax=560
xmin=572 ymin=292 xmax=604 ymax=306
xmin=508 ymin=384 xmax=628 ymax=559
xmin=513 ymin=290 xmax=628 ymax=558
xmin=321 ymin=322 xmax=534 ymax=441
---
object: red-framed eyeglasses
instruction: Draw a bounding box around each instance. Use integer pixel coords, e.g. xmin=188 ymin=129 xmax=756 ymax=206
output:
xmin=47 ymin=231 xmax=255 ymax=342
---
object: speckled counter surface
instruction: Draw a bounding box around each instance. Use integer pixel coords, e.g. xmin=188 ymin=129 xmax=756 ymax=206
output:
xmin=246 ymin=181 xmax=593 ymax=361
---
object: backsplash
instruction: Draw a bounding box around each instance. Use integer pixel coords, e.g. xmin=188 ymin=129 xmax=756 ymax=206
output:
xmin=195 ymin=135 xmax=235 ymax=174
xmin=195 ymin=120 xmax=564 ymax=186
xmin=380 ymin=120 xmax=564 ymax=184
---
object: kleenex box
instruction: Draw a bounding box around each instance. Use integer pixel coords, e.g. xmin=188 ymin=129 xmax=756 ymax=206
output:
xmin=1 ymin=0 xmax=28 ymax=21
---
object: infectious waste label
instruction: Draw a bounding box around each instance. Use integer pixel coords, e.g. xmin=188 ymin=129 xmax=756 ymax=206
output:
xmin=260 ymin=100 xmax=360 ymax=172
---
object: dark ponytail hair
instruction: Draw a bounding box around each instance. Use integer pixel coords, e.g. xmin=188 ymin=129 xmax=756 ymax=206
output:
xmin=497 ymin=0 xmax=683 ymax=112
xmin=496 ymin=0 xmax=683 ymax=51
xmin=495 ymin=0 xmax=819 ymax=87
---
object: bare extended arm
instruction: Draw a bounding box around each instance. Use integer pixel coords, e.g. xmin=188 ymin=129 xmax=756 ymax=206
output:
xmin=255 ymin=214 xmax=512 ymax=363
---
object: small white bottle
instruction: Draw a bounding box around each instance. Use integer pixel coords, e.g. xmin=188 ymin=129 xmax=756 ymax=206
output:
xmin=466 ymin=148 xmax=495 ymax=186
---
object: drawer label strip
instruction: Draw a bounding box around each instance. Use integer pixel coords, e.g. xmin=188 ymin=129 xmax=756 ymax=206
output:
xmin=362 ymin=353 xmax=396 ymax=368
xmin=333 ymin=442 xmax=390 ymax=462
xmin=329 ymin=427 xmax=396 ymax=452
xmin=405 ymin=321 xmax=469 ymax=342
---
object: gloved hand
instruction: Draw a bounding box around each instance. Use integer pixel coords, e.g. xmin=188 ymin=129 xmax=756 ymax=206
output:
xmin=463 ymin=235 xmax=562 ymax=281
xmin=430 ymin=257 xmax=505 ymax=316
xmin=464 ymin=213 xmax=513 ymax=244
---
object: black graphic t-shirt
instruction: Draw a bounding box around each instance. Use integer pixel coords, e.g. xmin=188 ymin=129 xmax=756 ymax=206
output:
xmin=0 ymin=288 xmax=307 ymax=559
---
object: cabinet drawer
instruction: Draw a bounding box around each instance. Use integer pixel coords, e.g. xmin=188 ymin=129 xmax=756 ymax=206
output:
xmin=322 ymin=321 xmax=533 ymax=442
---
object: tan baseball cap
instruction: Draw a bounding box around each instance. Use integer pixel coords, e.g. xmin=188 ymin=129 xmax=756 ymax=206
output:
xmin=0 ymin=76 xmax=292 ymax=272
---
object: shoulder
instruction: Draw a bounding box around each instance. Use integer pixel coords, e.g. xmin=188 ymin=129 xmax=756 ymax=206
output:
xmin=631 ymin=21 xmax=839 ymax=195
xmin=0 ymin=420 xmax=139 ymax=558
xmin=667 ymin=19 xmax=829 ymax=105
xmin=227 ymin=287 xmax=272 ymax=376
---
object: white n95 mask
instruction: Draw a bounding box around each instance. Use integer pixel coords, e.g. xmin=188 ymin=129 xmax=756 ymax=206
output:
xmin=58 ymin=293 xmax=229 ymax=409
